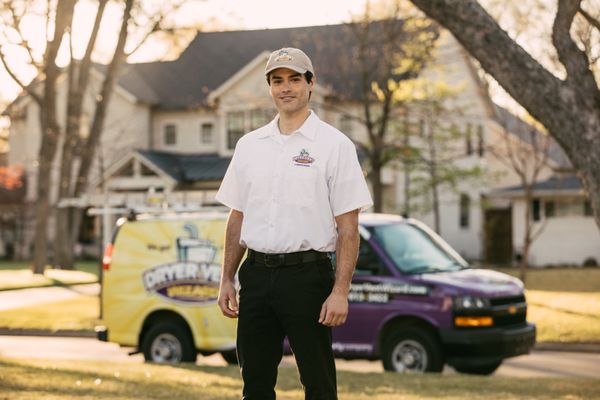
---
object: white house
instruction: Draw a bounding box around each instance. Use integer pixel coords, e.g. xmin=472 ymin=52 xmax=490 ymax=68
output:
xmin=491 ymin=174 xmax=600 ymax=267
xmin=5 ymin=22 xmax=595 ymax=265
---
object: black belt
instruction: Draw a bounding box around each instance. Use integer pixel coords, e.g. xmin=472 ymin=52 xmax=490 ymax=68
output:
xmin=248 ymin=249 xmax=329 ymax=268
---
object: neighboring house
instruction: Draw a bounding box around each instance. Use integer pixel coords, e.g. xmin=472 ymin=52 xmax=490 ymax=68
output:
xmin=490 ymin=175 xmax=600 ymax=267
xmin=0 ymin=165 xmax=27 ymax=259
xmin=4 ymin=22 xmax=591 ymax=264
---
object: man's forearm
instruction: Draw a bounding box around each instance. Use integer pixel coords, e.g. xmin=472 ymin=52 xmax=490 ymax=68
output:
xmin=221 ymin=209 xmax=246 ymax=283
xmin=333 ymin=210 xmax=360 ymax=296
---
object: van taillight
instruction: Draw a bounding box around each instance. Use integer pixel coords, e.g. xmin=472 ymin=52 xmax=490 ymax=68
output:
xmin=102 ymin=243 xmax=113 ymax=271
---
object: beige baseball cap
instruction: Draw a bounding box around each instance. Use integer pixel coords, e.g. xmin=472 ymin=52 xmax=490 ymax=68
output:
xmin=265 ymin=47 xmax=315 ymax=76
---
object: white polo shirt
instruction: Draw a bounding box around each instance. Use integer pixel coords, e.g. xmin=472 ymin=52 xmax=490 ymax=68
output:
xmin=216 ymin=111 xmax=373 ymax=253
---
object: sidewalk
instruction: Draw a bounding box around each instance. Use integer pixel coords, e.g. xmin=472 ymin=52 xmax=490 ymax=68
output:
xmin=0 ymin=283 xmax=99 ymax=312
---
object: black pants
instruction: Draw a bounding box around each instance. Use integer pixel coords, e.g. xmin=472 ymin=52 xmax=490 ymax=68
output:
xmin=237 ymin=257 xmax=337 ymax=400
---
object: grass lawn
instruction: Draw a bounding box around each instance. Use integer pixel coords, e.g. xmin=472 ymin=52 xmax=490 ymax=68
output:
xmin=0 ymin=260 xmax=99 ymax=291
xmin=0 ymin=295 xmax=99 ymax=332
xmin=0 ymin=357 xmax=598 ymax=400
xmin=527 ymin=290 xmax=600 ymax=343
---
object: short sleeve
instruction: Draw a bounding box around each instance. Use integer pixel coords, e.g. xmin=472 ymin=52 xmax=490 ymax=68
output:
xmin=329 ymin=139 xmax=373 ymax=216
xmin=215 ymin=148 xmax=244 ymax=212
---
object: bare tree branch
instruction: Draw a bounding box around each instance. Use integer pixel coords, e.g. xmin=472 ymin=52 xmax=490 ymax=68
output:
xmin=552 ymin=0 xmax=598 ymax=92
xmin=125 ymin=1 xmax=185 ymax=58
xmin=6 ymin=0 xmax=40 ymax=67
xmin=0 ymin=47 xmax=42 ymax=105
xmin=579 ymin=4 xmax=600 ymax=32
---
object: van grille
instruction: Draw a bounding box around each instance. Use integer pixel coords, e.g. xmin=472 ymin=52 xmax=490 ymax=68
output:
xmin=490 ymin=294 xmax=526 ymax=306
xmin=491 ymin=295 xmax=527 ymax=327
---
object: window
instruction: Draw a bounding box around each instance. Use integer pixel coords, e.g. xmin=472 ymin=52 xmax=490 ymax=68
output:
xmin=459 ymin=193 xmax=470 ymax=228
xmin=355 ymin=237 xmax=389 ymax=276
xmin=465 ymin=123 xmax=473 ymax=156
xmin=250 ymin=109 xmax=270 ymax=131
xmin=532 ymin=199 xmax=541 ymax=221
xmin=164 ymin=124 xmax=176 ymax=145
xmin=544 ymin=198 xmax=592 ymax=218
xmin=477 ymin=125 xmax=485 ymax=157
xmin=227 ymin=112 xmax=245 ymax=149
xmin=201 ymin=123 xmax=213 ymax=144
xmin=340 ymin=115 xmax=353 ymax=139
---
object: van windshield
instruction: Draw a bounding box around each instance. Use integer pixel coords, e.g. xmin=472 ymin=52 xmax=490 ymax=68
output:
xmin=372 ymin=223 xmax=468 ymax=275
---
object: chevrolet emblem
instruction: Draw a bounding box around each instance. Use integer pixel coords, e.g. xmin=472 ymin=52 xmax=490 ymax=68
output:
xmin=508 ymin=305 xmax=518 ymax=314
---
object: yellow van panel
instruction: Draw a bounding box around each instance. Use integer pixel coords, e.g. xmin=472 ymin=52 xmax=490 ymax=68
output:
xmin=102 ymin=215 xmax=237 ymax=350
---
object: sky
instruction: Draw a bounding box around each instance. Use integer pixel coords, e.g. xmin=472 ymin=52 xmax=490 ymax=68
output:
xmin=0 ymin=0 xmax=369 ymax=103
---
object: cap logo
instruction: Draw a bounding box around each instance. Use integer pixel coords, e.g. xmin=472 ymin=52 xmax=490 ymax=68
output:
xmin=275 ymin=50 xmax=293 ymax=62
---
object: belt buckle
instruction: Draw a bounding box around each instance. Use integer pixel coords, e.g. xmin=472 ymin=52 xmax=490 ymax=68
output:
xmin=264 ymin=253 xmax=284 ymax=268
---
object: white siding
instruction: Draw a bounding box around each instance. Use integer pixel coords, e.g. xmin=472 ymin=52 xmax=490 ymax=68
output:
xmin=512 ymin=198 xmax=600 ymax=266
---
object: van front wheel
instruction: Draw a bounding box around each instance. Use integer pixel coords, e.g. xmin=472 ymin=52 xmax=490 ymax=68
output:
xmin=141 ymin=322 xmax=196 ymax=363
xmin=382 ymin=326 xmax=444 ymax=373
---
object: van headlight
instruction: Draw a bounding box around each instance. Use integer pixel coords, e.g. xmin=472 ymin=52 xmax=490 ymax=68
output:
xmin=453 ymin=296 xmax=490 ymax=310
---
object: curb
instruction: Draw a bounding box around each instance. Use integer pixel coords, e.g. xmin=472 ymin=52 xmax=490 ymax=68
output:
xmin=1 ymin=328 xmax=599 ymax=354
xmin=0 ymin=281 xmax=99 ymax=292
xmin=0 ymin=328 xmax=95 ymax=338
xmin=534 ymin=341 xmax=600 ymax=353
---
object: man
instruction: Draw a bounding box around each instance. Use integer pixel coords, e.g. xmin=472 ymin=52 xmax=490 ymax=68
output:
xmin=216 ymin=47 xmax=372 ymax=400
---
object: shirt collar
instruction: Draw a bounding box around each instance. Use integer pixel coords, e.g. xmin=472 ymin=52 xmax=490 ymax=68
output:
xmin=257 ymin=110 xmax=318 ymax=141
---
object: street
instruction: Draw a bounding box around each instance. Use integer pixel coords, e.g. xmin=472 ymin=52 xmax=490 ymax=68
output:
xmin=0 ymin=335 xmax=598 ymax=378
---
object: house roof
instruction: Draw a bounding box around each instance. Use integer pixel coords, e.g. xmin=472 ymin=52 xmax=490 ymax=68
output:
xmin=491 ymin=104 xmax=571 ymax=168
xmin=491 ymin=174 xmax=584 ymax=197
xmin=116 ymin=21 xmax=424 ymax=110
xmin=138 ymin=150 xmax=231 ymax=182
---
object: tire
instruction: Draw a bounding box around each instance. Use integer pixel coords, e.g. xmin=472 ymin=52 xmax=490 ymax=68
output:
xmin=220 ymin=349 xmax=238 ymax=365
xmin=141 ymin=321 xmax=197 ymax=363
xmin=453 ymin=361 xmax=502 ymax=375
xmin=382 ymin=326 xmax=444 ymax=373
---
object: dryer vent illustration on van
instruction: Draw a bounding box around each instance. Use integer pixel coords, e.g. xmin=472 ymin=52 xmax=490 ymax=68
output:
xmin=142 ymin=223 xmax=221 ymax=304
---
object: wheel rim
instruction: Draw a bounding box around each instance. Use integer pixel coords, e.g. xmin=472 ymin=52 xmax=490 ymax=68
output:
xmin=390 ymin=339 xmax=427 ymax=372
xmin=150 ymin=333 xmax=182 ymax=363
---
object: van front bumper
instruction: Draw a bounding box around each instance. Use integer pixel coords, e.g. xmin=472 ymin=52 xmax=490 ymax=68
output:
xmin=439 ymin=322 xmax=536 ymax=363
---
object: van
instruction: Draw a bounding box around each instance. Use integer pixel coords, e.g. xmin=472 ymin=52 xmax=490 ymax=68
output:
xmin=97 ymin=211 xmax=536 ymax=374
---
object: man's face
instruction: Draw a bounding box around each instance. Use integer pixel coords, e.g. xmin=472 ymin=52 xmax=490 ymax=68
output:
xmin=268 ymin=68 xmax=314 ymax=115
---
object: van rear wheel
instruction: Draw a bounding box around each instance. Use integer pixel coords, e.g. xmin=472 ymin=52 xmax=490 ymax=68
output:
xmin=382 ymin=326 xmax=444 ymax=373
xmin=142 ymin=322 xmax=196 ymax=363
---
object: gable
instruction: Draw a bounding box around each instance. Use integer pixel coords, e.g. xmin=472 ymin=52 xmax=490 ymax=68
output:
xmin=97 ymin=151 xmax=177 ymax=192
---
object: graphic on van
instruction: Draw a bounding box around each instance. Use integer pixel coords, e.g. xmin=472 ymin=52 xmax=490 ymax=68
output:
xmin=348 ymin=282 xmax=429 ymax=303
xmin=142 ymin=223 xmax=221 ymax=304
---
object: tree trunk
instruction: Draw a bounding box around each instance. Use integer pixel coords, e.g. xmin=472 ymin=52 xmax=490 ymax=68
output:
xmin=73 ymin=0 xmax=133 ymax=201
xmin=370 ymin=160 xmax=384 ymax=212
xmin=54 ymin=1 xmax=106 ymax=269
xmin=32 ymin=149 xmax=54 ymax=274
xmin=31 ymin=0 xmax=77 ymax=274
xmin=409 ymin=0 xmax=600 ymax=231
xmin=520 ymin=188 xmax=533 ymax=284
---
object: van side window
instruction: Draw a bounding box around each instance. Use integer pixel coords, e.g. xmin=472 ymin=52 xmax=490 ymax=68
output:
xmin=356 ymin=239 xmax=389 ymax=276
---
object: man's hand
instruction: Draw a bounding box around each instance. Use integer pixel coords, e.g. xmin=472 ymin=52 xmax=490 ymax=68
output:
xmin=218 ymin=280 xmax=239 ymax=318
xmin=319 ymin=291 xmax=348 ymax=327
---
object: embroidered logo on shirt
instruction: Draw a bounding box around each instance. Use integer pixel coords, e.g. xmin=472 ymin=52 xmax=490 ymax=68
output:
xmin=293 ymin=149 xmax=315 ymax=166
